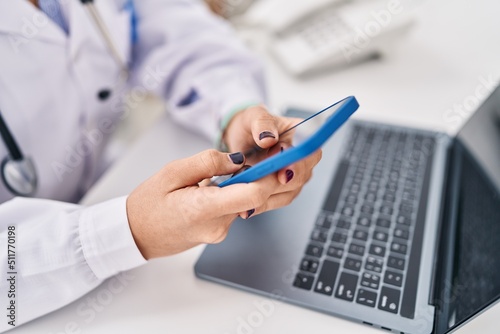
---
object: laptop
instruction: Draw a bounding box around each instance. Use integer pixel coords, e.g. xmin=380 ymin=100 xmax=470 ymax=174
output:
xmin=195 ymin=86 xmax=500 ymax=334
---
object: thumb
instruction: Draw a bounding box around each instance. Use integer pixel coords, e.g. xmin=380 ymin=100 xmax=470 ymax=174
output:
xmin=249 ymin=106 xmax=280 ymax=149
xmin=162 ymin=149 xmax=245 ymax=191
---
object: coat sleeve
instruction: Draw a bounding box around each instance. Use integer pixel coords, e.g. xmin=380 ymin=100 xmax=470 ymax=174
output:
xmin=0 ymin=197 xmax=146 ymax=332
xmin=130 ymin=0 xmax=267 ymax=143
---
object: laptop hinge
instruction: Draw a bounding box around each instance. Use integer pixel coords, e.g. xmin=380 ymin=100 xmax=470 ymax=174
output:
xmin=430 ymin=140 xmax=462 ymax=334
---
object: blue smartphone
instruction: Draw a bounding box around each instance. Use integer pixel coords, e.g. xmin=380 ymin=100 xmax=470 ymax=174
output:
xmin=217 ymin=96 xmax=359 ymax=187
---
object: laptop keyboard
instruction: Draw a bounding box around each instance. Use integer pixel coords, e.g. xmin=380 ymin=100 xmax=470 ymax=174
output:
xmin=293 ymin=124 xmax=435 ymax=317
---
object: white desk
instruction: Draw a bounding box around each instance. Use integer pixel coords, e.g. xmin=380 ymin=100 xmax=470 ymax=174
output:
xmin=12 ymin=0 xmax=500 ymax=333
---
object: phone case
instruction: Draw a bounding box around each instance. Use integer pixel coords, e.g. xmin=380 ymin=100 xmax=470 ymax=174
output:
xmin=218 ymin=96 xmax=359 ymax=187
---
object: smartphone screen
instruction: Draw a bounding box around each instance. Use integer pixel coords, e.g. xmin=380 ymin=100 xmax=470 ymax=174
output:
xmin=282 ymin=101 xmax=349 ymax=145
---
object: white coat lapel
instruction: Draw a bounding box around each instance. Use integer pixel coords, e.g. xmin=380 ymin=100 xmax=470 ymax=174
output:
xmin=63 ymin=0 xmax=131 ymax=67
xmin=63 ymin=0 xmax=96 ymax=62
xmin=0 ymin=0 xmax=66 ymax=45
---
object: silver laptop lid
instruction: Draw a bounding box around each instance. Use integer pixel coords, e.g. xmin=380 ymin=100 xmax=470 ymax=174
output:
xmin=434 ymin=85 xmax=500 ymax=334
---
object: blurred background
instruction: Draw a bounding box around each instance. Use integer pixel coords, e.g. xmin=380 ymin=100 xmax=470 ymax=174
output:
xmin=110 ymin=0 xmax=500 ymax=159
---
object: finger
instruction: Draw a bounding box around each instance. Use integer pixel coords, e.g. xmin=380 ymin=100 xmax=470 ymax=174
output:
xmin=246 ymin=141 xmax=285 ymax=165
xmin=247 ymin=107 xmax=280 ymax=149
xmin=162 ymin=149 xmax=246 ymax=192
xmin=266 ymin=142 xmax=285 ymax=157
xmin=240 ymin=187 xmax=303 ymax=219
xmin=199 ymin=178 xmax=212 ymax=187
xmin=277 ymin=148 xmax=322 ymax=186
xmin=192 ymin=174 xmax=281 ymax=219
xmin=273 ymin=116 xmax=302 ymax=146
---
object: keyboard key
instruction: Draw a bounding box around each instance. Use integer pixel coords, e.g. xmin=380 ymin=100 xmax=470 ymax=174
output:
xmin=360 ymin=204 xmax=374 ymax=215
xmin=385 ymin=190 xmax=397 ymax=202
xmin=394 ymin=228 xmax=409 ymax=240
xmin=315 ymin=215 xmax=332 ymax=229
xmin=360 ymin=272 xmax=380 ymax=290
xmin=386 ymin=182 xmax=398 ymax=193
xmin=356 ymin=164 xmax=366 ymax=173
xmin=353 ymin=176 xmax=364 ymax=186
xmin=314 ymin=260 xmax=340 ymax=296
xmin=410 ymin=151 xmax=421 ymax=161
xmin=400 ymin=200 xmax=414 ymax=208
xmin=331 ymin=232 xmax=347 ymax=244
xmin=396 ymin=215 xmax=411 ymax=226
xmin=376 ymin=218 xmax=391 ymax=229
xmin=389 ymin=170 xmax=399 ymax=181
xmin=335 ymin=272 xmax=358 ymax=302
xmin=306 ymin=244 xmax=323 ymax=257
xmin=356 ymin=289 xmax=377 ymax=307
xmin=342 ymin=206 xmax=355 ymax=217
xmin=368 ymin=182 xmax=379 ymax=192
xmin=379 ymin=204 xmax=393 ymax=216
xmin=373 ymin=230 xmax=388 ymax=242
xmin=405 ymin=180 xmax=418 ymax=190
xmin=336 ymin=218 xmax=351 ymax=230
xmin=327 ymin=246 xmax=344 ymax=259
xmin=383 ymin=193 xmax=396 ymax=202
xmin=384 ymin=270 xmax=403 ymax=287
xmin=401 ymin=189 xmax=416 ymax=201
xmin=408 ymin=161 xmax=419 ymax=170
xmin=391 ymin=242 xmax=408 ymax=255
xmin=352 ymin=177 xmax=362 ymax=187
xmin=402 ymin=191 xmax=416 ymax=201
xmin=357 ymin=216 xmax=371 ymax=228
xmin=399 ymin=203 xmax=413 ymax=215
xmin=353 ymin=229 xmax=368 ymax=241
xmin=369 ymin=244 xmax=386 ymax=257
xmin=345 ymin=194 xmax=357 ymax=205
xmin=365 ymin=256 xmax=383 ymax=273
xmin=348 ymin=243 xmax=365 ymax=256
xmin=300 ymin=258 xmax=319 ymax=273
xmin=378 ymin=286 xmax=401 ymax=314
xmin=388 ymin=255 xmax=406 ymax=270
xmin=293 ymin=273 xmax=315 ymax=290
xmin=344 ymin=257 xmax=362 ymax=272
xmin=365 ymin=192 xmax=377 ymax=202
xmin=310 ymin=229 xmax=328 ymax=243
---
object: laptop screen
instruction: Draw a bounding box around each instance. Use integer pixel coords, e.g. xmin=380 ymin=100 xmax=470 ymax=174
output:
xmin=442 ymin=85 xmax=500 ymax=332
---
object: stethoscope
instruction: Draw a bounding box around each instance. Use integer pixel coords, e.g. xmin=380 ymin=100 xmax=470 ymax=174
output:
xmin=0 ymin=0 xmax=128 ymax=197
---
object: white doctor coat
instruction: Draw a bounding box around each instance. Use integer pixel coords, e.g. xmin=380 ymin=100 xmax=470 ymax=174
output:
xmin=0 ymin=0 xmax=265 ymax=331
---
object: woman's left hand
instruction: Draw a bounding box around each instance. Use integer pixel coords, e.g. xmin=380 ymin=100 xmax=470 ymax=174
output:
xmin=222 ymin=105 xmax=323 ymax=218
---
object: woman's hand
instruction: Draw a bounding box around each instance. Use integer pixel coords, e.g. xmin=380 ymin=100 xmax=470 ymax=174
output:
xmin=126 ymin=148 xmax=319 ymax=260
xmin=126 ymin=106 xmax=321 ymax=260
xmin=223 ymin=104 xmax=322 ymax=201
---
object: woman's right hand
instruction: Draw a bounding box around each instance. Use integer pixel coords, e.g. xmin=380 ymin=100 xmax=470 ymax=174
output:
xmin=126 ymin=148 xmax=321 ymax=260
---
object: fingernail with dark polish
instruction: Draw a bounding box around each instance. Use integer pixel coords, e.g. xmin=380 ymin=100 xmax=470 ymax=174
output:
xmin=229 ymin=152 xmax=244 ymax=165
xmin=286 ymin=169 xmax=294 ymax=183
xmin=280 ymin=146 xmax=284 ymax=153
xmin=247 ymin=208 xmax=255 ymax=219
xmin=259 ymin=131 xmax=276 ymax=141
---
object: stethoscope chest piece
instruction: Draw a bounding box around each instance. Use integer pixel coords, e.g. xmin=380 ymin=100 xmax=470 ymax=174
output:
xmin=1 ymin=156 xmax=37 ymax=197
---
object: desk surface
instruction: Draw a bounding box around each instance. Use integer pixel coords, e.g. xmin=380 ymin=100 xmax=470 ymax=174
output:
xmin=12 ymin=0 xmax=500 ymax=333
